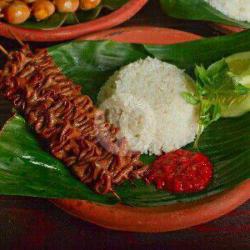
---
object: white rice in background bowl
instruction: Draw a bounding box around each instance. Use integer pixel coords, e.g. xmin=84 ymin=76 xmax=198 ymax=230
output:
xmin=98 ymin=57 xmax=198 ymax=155
xmin=205 ymin=0 xmax=250 ymax=22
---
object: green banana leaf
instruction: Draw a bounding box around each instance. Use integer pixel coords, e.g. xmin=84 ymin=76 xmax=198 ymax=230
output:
xmin=0 ymin=30 xmax=250 ymax=207
xmin=49 ymin=30 xmax=250 ymax=102
xmin=0 ymin=115 xmax=116 ymax=204
xmin=160 ymin=0 xmax=250 ymax=29
xmin=19 ymin=0 xmax=128 ymax=30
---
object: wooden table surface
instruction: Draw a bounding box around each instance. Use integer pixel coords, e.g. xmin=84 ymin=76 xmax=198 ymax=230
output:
xmin=0 ymin=1 xmax=249 ymax=250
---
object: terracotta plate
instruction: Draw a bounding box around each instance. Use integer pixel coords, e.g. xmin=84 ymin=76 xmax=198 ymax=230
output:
xmin=52 ymin=27 xmax=250 ymax=233
xmin=0 ymin=0 xmax=147 ymax=42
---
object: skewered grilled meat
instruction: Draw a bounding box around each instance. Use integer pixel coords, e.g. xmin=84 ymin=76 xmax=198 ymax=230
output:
xmin=0 ymin=46 xmax=148 ymax=194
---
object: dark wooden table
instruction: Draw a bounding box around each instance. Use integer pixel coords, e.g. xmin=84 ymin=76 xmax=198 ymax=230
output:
xmin=0 ymin=1 xmax=249 ymax=250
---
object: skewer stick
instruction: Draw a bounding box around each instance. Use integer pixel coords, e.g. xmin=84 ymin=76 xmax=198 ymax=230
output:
xmin=129 ymin=179 xmax=137 ymax=187
xmin=8 ymin=28 xmax=24 ymax=46
xmin=111 ymin=190 xmax=121 ymax=200
xmin=0 ymin=44 xmax=9 ymax=57
xmin=73 ymin=12 xmax=80 ymax=24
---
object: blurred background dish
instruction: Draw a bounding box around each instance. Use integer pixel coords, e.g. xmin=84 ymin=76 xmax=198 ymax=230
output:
xmin=160 ymin=0 xmax=248 ymax=33
xmin=0 ymin=0 xmax=147 ymax=41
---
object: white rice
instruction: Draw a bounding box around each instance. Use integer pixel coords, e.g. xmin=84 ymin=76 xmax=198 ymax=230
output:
xmin=205 ymin=0 xmax=250 ymax=22
xmin=97 ymin=57 xmax=198 ymax=155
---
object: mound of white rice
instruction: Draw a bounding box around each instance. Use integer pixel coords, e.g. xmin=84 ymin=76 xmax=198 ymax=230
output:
xmin=97 ymin=57 xmax=198 ymax=155
xmin=205 ymin=0 xmax=250 ymax=22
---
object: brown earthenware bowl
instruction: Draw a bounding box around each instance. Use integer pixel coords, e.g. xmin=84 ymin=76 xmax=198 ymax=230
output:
xmin=53 ymin=27 xmax=250 ymax=233
xmin=0 ymin=0 xmax=147 ymax=42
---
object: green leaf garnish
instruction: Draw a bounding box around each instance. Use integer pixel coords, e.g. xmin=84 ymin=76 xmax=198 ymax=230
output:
xmin=184 ymin=59 xmax=250 ymax=147
xmin=181 ymin=92 xmax=200 ymax=105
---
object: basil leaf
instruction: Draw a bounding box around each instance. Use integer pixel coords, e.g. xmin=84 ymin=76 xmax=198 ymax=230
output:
xmin=181 ymin=92 xmax=200 ymax=105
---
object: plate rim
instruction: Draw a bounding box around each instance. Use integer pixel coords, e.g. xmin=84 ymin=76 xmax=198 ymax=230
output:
xmin=0 ymin=0 xmax=147 ymax=42
xmin=52 ymin=26 xmax=250 ymax=233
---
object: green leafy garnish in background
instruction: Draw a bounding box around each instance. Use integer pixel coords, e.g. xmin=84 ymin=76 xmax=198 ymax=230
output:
xmin=19 ymin=0 xmax=128 ymax=30
xmin=160 ymin=0 xmax=250 ymax=28
xmin=0 ymin=30 xmax=250 ymax=207
xmin=182 ymin=59 xmax=250 ymax=147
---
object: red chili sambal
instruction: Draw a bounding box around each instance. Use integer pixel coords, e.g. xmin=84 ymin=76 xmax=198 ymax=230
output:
xmin=146 ymin=149 xmax=213 ymax=193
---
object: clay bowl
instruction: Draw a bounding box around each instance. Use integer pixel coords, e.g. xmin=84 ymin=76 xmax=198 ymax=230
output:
xmin=0 ymin=0 xmax=147 ymax=42
xmin=52 ymin=27 xmax=250 ymax=233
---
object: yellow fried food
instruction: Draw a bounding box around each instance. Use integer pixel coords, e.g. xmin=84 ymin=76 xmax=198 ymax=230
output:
xmin=55 ymin=0 xmax=79 ymax=13
xmin=4 ymin=1 xmax=30 ymax=24
xmin=33 ymin=0 xmax=55 ymax=21
xmin=79 ymin=0 xmax=101 ymax=10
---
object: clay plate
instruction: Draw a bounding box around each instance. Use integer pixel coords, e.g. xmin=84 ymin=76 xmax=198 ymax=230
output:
xmin=52 ymin=27 xmax=250 ymax=232
xmin=0 ymin=0 xmax=147 ymax=42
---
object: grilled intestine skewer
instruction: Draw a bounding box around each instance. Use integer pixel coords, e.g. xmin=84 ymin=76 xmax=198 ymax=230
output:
xmin=0 ymin=46 xmax=148 ymax=194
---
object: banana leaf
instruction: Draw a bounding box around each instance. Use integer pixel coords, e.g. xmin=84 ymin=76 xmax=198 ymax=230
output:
xmin=0 ymin=30 xmax=250 ymax=207
xmin=160 ymin=0 xmax=250 ymax=29
xmin=19 ymin=0 xmax=128 ymax=30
